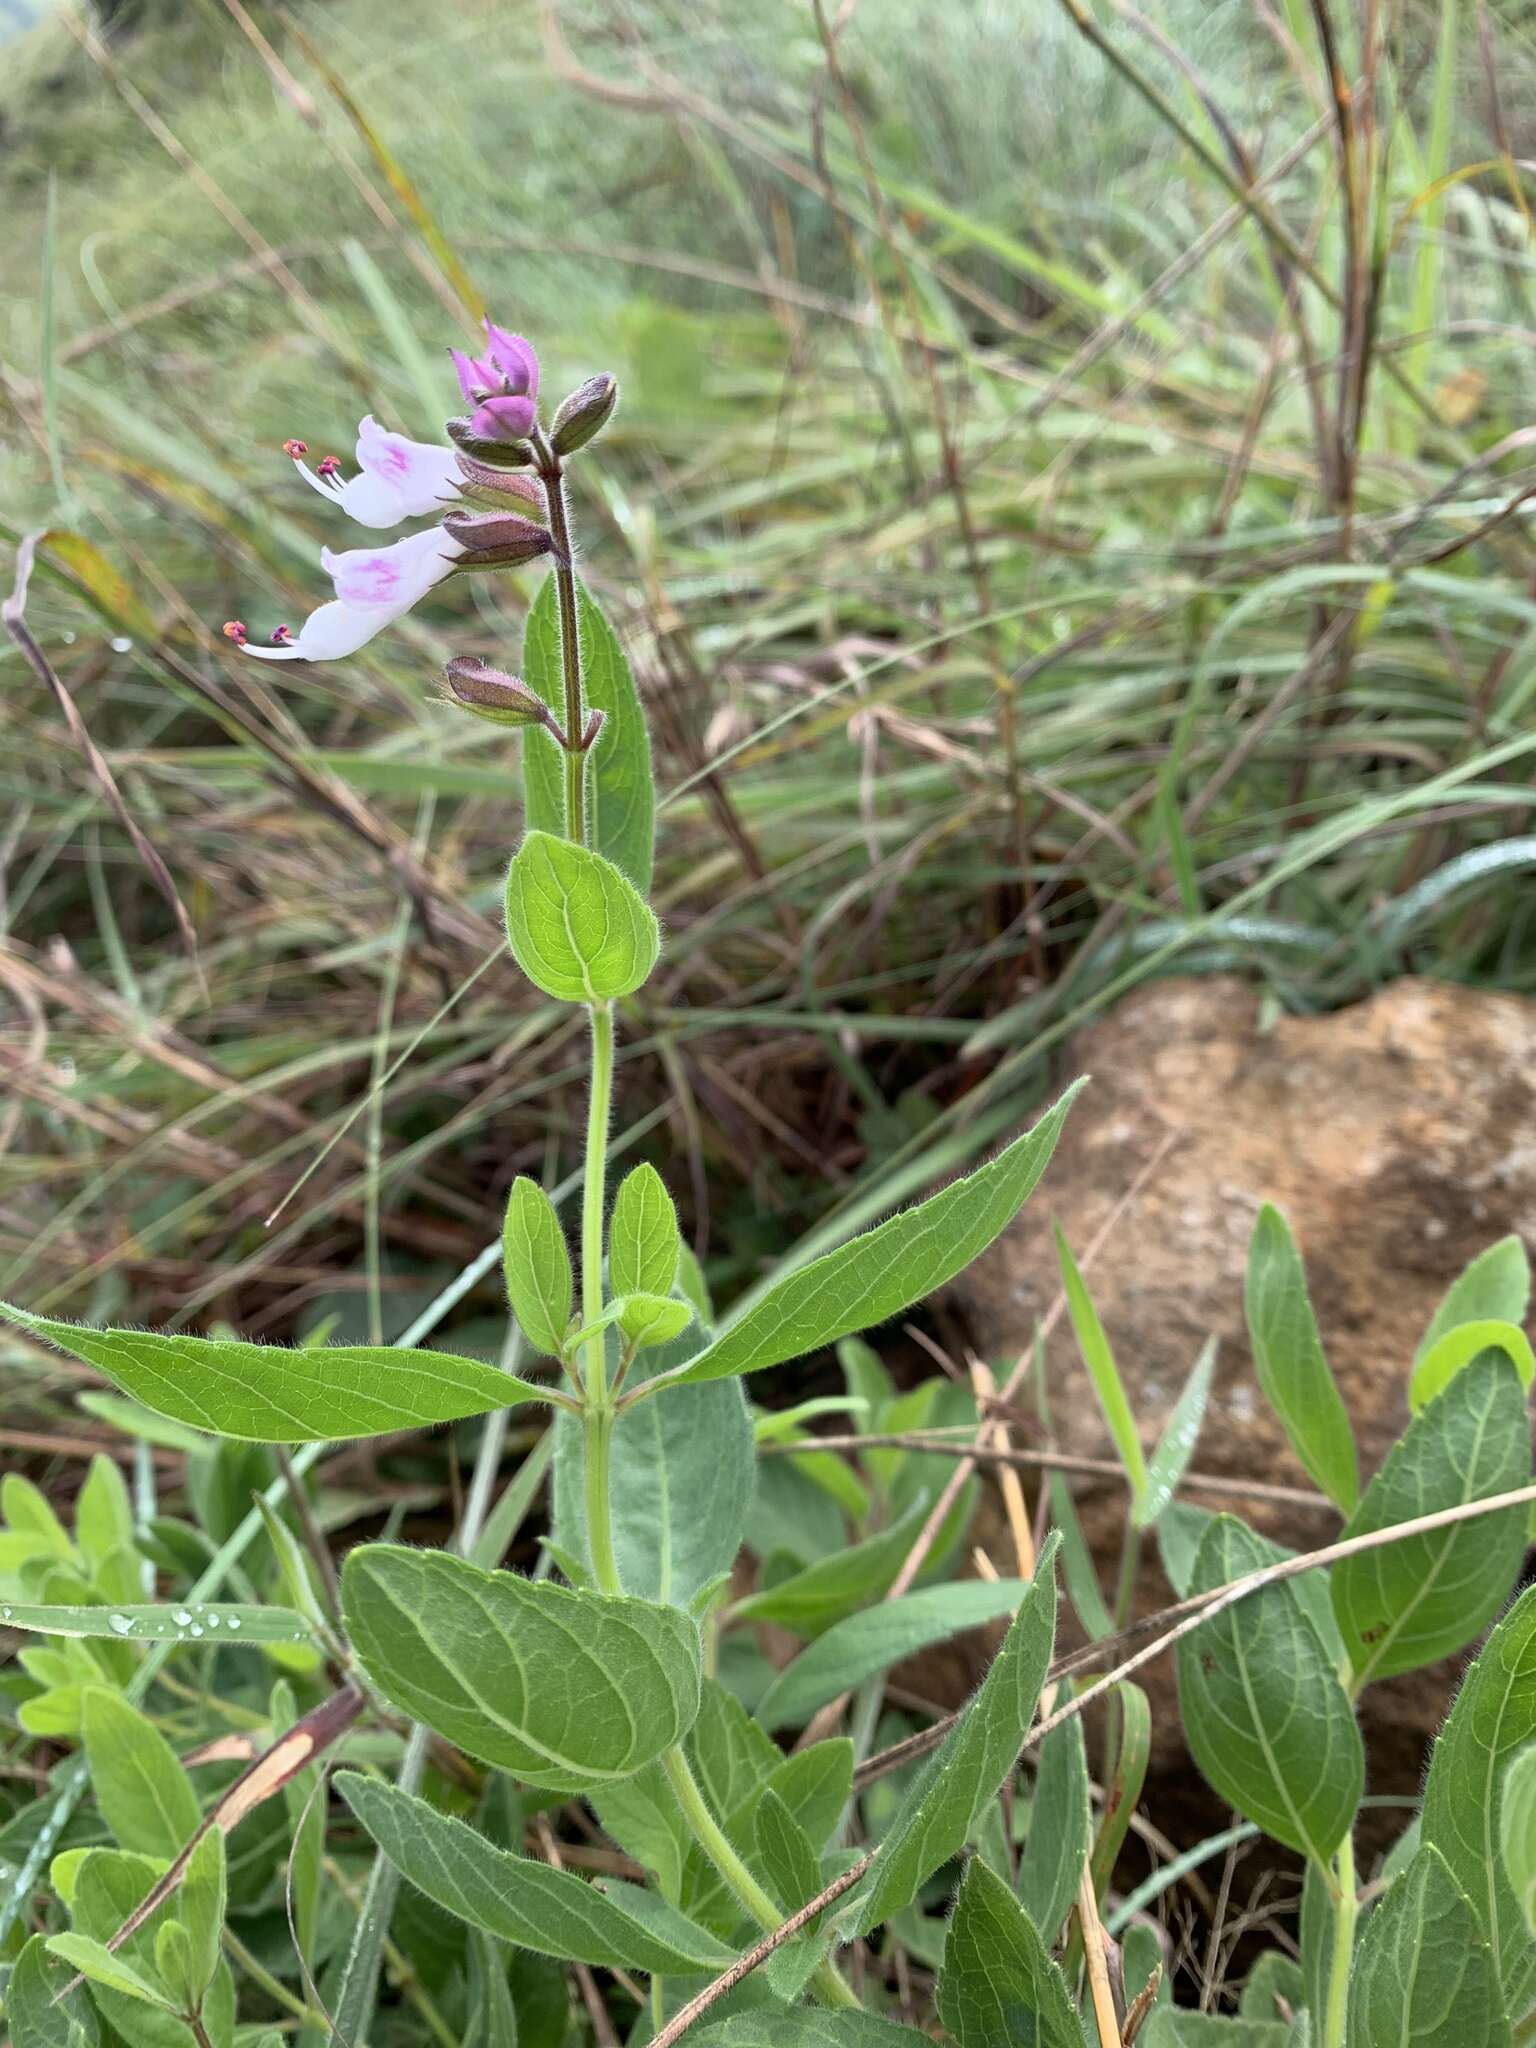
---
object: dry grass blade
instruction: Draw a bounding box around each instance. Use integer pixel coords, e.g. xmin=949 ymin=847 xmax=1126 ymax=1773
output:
xmin=4 ymin=532 xmax=201 ymax=979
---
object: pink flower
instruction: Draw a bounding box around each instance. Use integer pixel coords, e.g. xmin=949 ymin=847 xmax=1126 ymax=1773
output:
xmin=450 ymin=319 xmax=541 ymax=444
xmin=240 ymin=527 xmax=463 ymax=662
xmin=287 ymin=415 xmax=461 ymax=529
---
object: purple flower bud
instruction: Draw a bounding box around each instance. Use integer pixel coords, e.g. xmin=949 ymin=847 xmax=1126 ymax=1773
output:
xmin=451 ymin=456 xmax=548 ymax=511
xmin=445 ymin=416 xmax=535 ymax=469
xmin=442 ymin=655 xmax=552 ymax=729
xmin=481 ymin=323 xmax=539 ymax=397
xmin=550 ymin=374 xmax=618 ymax=456
xmin=443 ymin=508 xmax=553 ymax=568
xmin=471 ymin=394 xmax=538 ymax=443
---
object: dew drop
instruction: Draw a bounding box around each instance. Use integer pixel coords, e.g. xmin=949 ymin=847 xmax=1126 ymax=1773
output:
xmin=226 ymin=1616 xmax=242 ymax=1630
xmin=110 ymin=636 xmax=132 ymax=653
xmin=2 ymin=1606 xmax=12 ymax=1620
xmin=204 ymin=1612 xmax=221 ymax=1628
xmin=173 ymin=1609 xmax=193 ymax=1626
xmin=109 ymin=1614 xmax=134 ymax=1636
xmin=189 ymin=1624 xmax=204 ymax=1638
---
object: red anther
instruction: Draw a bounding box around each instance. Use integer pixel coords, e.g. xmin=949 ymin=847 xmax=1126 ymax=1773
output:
xmin=282 ymin=438 xmax=308 ymax=459
xmin=316 ymin=455 xmax=342 ymax=478
xmin=271 ymin=624 xmax=294 ymax=645
xmin=221 ymin=620 xmax=248 ymax=644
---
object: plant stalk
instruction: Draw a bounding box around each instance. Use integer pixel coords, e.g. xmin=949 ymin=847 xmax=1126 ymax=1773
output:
xmin=540 ymin=450 xmax=587 ymax=848
xmin=1321 ymin=1835 xmax=1357 ymax=2048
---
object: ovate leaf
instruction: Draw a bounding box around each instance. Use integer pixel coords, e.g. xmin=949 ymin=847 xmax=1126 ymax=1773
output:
xmin=6 ymin=1934 xmax=102 ymax=2048
xmin=609 ymin=1164 xmax=681 ymax=1300
xmin=756 ymin=1578 xmax=1035 ymax=1730
xmin=502 ymin=1178 xmax=572 ymax=1359
xmin=1018 ymin=1715 xmax=1091 ymax=1950
xmin=1141 ymin=2018 xmax=1290 ymax=2045
xmin=337 ymin=1774 xmax=733 ymax=1972
xmin=1332 ymin=1352 xmax=1530 ymax=1686
xmin=503 ymin=831 xmax=658 ymax=1004
xmin=82 ymin=1689 xmax=200 ymax=1861
xmin=691 ymin=2018 xmax=930 ymax=2046
xmin=0 ymin=1304 xmax=548 ymax=1442
xmin=618 ymin=1294 xmax=693 ymax=1351
xmin=522 ymin=576 xmax=654 ymax=893
xmin=844 ymin=1534 xmax=1059 ymax=1936
xmin=659 ymin=1084 xmax=1083 ymax=1388
xmin=1244 ymin=1206 xmax=1358 ymax=1512
xmin=342 ymin=1543 xmax=701 ymax=1790
xmin=1422 ymin=1584 xmax=1536 ymax=2016
xmin=936 ymin=1856 xmax=1081 ymax=2048
xmin=1176 ymin=1516 xmax=1362 ymax=1861
xmin=1347 ymin=1844 xmax=1509 ymax=2048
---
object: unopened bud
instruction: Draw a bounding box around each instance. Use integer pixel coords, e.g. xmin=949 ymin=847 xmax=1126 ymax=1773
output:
xmin=550 ymin=374 xmax=618 ymax=456
xmin=451 ymin=458 xmax=548 ymax=513
xmin=444 ymin=509 xmax=554 ymax=569
xmin=282 ymin=439 xmax=308 ymax=459
xmin=221 ymin=619 xmax=248 ymax=644
xmin=442 ymin=656 xmax=550 ymax=730
xmin=446 ymin=415 xmax=534 ymax=470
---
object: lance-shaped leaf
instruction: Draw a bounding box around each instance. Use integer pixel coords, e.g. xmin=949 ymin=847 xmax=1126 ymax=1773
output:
xmin=1347 ymin=1844 xmax=1510 ymax=2048
xmin=502 ymin=1177 xmax=572 ymax=1358
xmin=553 ymin=1328 xmax=754 ymax=1608
xmin=0 ymin=1303 xmax=548 ymax=1443
xmin=756 ymin=1579 xmax=1035 ymax=1730
xmin=522 ymin=576 xmax=654 ymax=893
xmin=504 ymin=830 xmax=659 ymax=1004
xmin=691 ymin=2018 xmax=932 ymax=2045
xmin=843 ymin=1534 xmax=1059 ymax=1937
xmin=1176 ymin=1516 xmax=1362 ymax=1862
xmin=342 ymin=1543 xmax=701 ymax=1791
xmin=733 ymin=1496 xmax=930 ymax=1636
xmin=1018 ymin=1714 xmax=1091 ymax=1950
xmin=68 ymin=1849 xmax=237 ymax=2048
xmin=609 ymin=1163 xmax=681 ymax=1300
xmin=1332 ymin=1351 xmax=1530 ymax=1686
xmin=1422 ymin=1583 xmax=1536 ymax=2017
xmin=1140 ymin=2017 xmax=1291 ymax=2045
xmin=45 ymin=1935 xmax=170 ymax=2010
xmin=1244 ymin=1206 xmax=1358 ymax=1512
xmin=1138 ymin=1336 xmax=1216 ymax=1529
xmin=1416 ymin=1235 xmax=1531 ymax=1361
xmin=337 ymin=1774 xmax=732 ymax=1973
xmin=936 ymin=1856 xmax=1081 ymax=2048
xmin=2 ymin=1602 xmax=308 ymax=1645
xmin=1056 ymin=1223 xmax=1148 ymax=1511
xmin=654 ymin=1084 xmax=1083 ymax=1389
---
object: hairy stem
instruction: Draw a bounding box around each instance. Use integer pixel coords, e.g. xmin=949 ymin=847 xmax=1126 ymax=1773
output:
xmin=1322 ymin=1835 xmax=1357 ymax=2048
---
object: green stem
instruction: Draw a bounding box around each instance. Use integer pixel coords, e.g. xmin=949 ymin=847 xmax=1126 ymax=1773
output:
xmin=580 ymin=997 xmax=623 ymax=1598
xmin=542 ymin=454 xmax=586 ymax=846
xmin=1322 ymin=1835 xmax=1357 ymax=2048
xmin=658 ymin=1747 xmax=859 ymax=2012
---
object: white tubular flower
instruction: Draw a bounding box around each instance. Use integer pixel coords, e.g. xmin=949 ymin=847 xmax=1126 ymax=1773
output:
xmin=284 ymin=416 xmax=461 ymax=528
xmin=238 ymin=527 xmax=463 ymax=663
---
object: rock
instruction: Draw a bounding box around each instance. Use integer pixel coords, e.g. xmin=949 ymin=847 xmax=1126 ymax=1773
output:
xmin=956 ymin=974 xmax=1536 ymax=1822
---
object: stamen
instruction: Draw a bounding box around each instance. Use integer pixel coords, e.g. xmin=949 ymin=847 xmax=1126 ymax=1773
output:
xmin=317 ymin=455 xmax=342 ymax=479
xmin=221 ymin=620 xmax=248 ymax=644
xmin=271 ymin=625 xmax=294 ymax=645
xmin=282 ymin=439 xmax=308 ymax=459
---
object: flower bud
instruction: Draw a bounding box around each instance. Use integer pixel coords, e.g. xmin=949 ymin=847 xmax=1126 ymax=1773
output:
xmin=451 ymin=458 xmax=548 ymax=513
xmin=442 ymin=656 xmax=550 ymax=729
xmin=443 ymin=509 xmax=554 ymax=569
xmin=446 ymin=415 xmax=534 ymax=469
xmin=550 ymin=375 xmax=618 ymax=456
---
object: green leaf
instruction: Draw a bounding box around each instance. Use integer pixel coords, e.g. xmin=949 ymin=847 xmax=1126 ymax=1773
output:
xmin=1408 ymin=1318 xmax=1536 ymax=1413
xmin=1018 ymin=1714 xmax=1091 ymax=1950
xmin=1503 ymin=1746 xmax=1536 ymax=1942
xmin=75 ymin=1457 xmax=136 ymax=1574
xmin=3 ymin=1472 xmax=73 ymax=1555
xmin=732 ymin=1497 xmax=929 ymax=1636
xmin=82 ymin=1690 xmax=201 ymax=1861
xmin=464 ymin=1930 xmax=518 ymax=2048
xmin=503 ymin=830 xmax=658 ymax=1003
xmin=1056 ymin=1224 xmax=1148 ymax=1510
xmin=691 ymin=2018 xmax=930 ymax=2046
xmin=522 ymin=576 xmax=654 ymax=893
xmin=1417 ymin=1236 xmax=1531 ymax=1362
xmin=1089 ymin=1680 xmax=1150 ymax=1904
xmin=844 ymin=1534 xmax=1059 ymax=1937
xmin=336 ymin=1774 xmax=732 ymax=1973
xmin=1332 ymin=1352 xmax=1530 ymax=1686
xmin=1422 ymin=1583 xmax=1536 ymax=2017
xmin=68 ymin=1849 xmax=235 ymax=2048
xmin=936 ymin=1856 xmax=1081 ymax=2047
xmin=609 ymin=1164 xmax=680 ymax=1300
xmin=656 ymin=1084 xmax=1082 ymax=1387
xmin=592 ymin=1763 xmax=689 ymax=1902
xmin=1244 ymin=1206 xmax=1358 ymax=1513
xmin=3 ymin=1602 xmax=308 ymax=1644
xmin=152 ymin=1922 xmax=198 ymax=2014
xmin=7 ymin=1934 xmax=102 ymax=2048
xmin=763 ymin=1740 xmax=854 ymax=1852
xmin=178 ymin=1829 xmax=225 ymax=2005
xmin=756 ymin=1578 xmax=1036 ymax=1730
xmin=1141 ymin=2018 xmax=1290 ymax=2046
xmin=552 ymin=1330 xmax=754 ymax=1608
xmin=1347 ymin=1844 xmax=1510 ymax=2048
xmin=342 ymin=1543 xmax=701 ymax=1791
xmin=1175 ymin=1516 xmax=1362 ymax=1861
xmin=0 ymin=1305 xmax=549 ymax=1443
xmin=1049 ymin=1472 xmax=1114 ymax=1641
xmin=618 ymin=1293 xmax=693 ymax=1351
xmin=753 ymin=1790 xmax=825 ymax=1997
xmin=1240 ymin=1952 xmax=1305 ymax=2022
xmin=1139 ymin=1337 xmax=1216 ymax=1529
xmin=45 ymin=1936 xmax=170 ymax=2011
xmin=501 ymin=1179 xmax=572 ymax=1359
